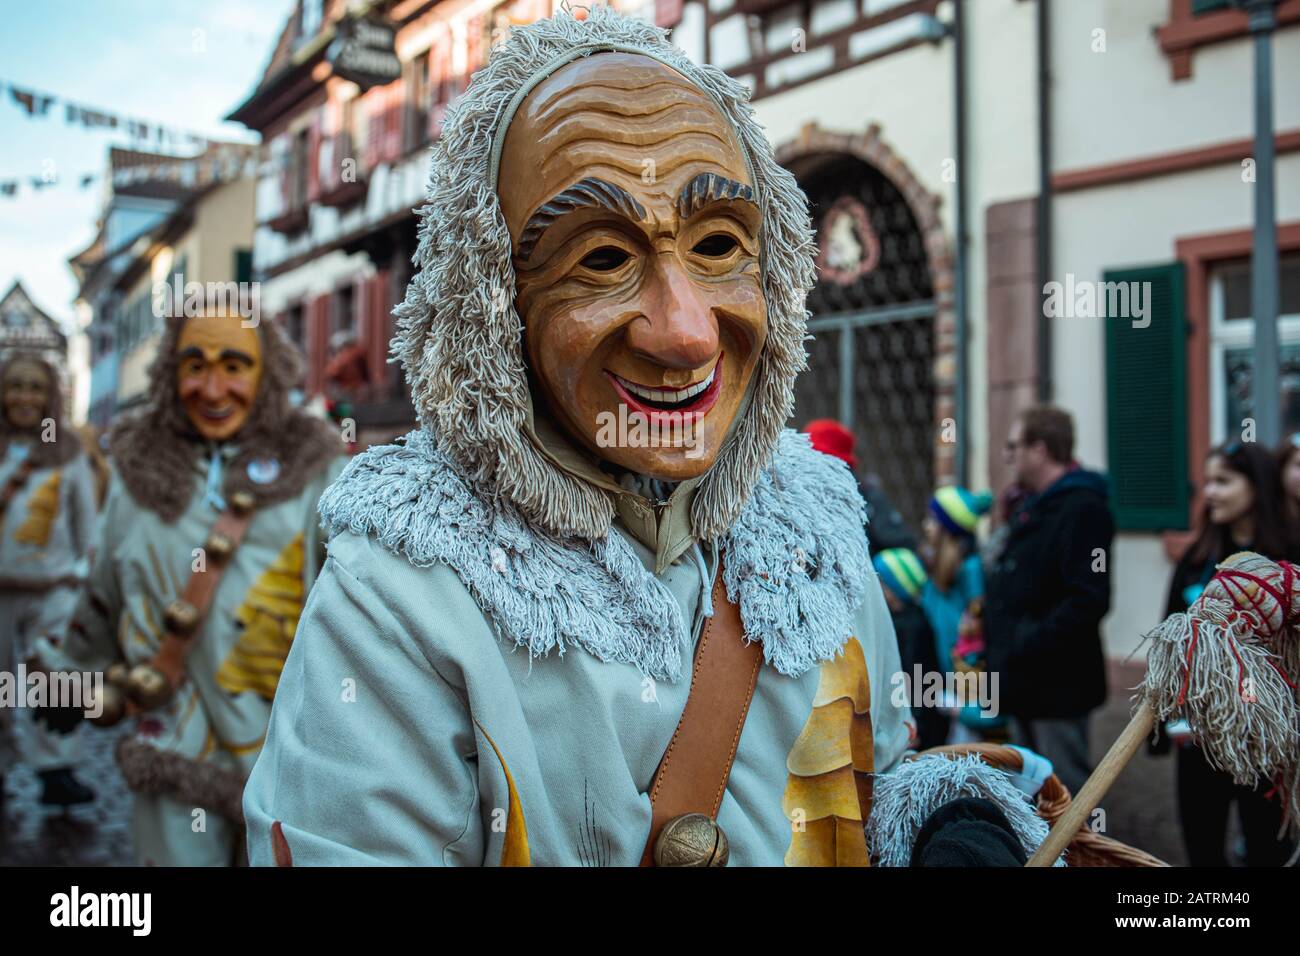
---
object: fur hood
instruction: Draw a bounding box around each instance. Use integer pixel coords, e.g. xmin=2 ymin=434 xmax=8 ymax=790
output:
xmin=0 ymin=353 xmax=82 ymax=469
xmin=110 ymin=317 xmax=343 ymax=524
xmin=392 ymin=8 xmax=815 ymax=543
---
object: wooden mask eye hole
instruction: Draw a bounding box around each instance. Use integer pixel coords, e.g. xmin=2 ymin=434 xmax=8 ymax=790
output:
xmin=692 ymin=234 xmax=738 ymax=258
xmin=579 ymin=246 xmax=631 ymax=271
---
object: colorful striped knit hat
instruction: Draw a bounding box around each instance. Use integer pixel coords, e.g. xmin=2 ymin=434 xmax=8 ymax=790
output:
xmin=929 ymin=486 xmax=994 ymax=539
xmin=874 ymin=548 xmax=928 ymax=604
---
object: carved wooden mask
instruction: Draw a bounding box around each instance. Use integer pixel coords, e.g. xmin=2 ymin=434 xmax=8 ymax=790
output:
xmin=497 ymin=52 xmax=768 ymax=482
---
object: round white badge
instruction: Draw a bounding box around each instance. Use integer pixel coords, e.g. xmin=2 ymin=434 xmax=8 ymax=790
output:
xmin=247 ymin=458 xmax=281 ymax=485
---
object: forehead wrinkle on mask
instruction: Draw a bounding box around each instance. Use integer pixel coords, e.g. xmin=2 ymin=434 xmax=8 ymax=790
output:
xmin=532 ymin=74 xmax=709 ymax=120
xmin=535 ymin=106 xmax=738 ymax=158
xmin=503 ymin=55 xmax=751 ymax=227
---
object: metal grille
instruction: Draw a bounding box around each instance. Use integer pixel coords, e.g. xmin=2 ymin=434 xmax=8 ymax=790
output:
xmin=791 ymin=154 xmax=935 ymax=531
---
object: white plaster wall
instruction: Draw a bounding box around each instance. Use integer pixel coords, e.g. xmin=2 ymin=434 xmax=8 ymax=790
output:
xmin=1107 ymin=533 xmax=1172 ymax=659
xmin=962 ymin=0 xmax=1039 ymax=497
xmin=674 ymin=1 xmax=707 ymax=65
xmin=192 ymin=177 xmax=257 ymax=285
xmin=1052 ymin=0 xmax=1300 ymax=171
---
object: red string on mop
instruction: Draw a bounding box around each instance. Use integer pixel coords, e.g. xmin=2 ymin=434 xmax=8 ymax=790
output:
xmin=1177 ymin=617 xmax=1200 ymax=708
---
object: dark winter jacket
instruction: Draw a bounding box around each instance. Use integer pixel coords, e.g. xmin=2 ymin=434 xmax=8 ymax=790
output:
xmin=984 ymin=469 xmax=1114 ymax=719
xmin=890 ymin=600 xmax=949 ymax=750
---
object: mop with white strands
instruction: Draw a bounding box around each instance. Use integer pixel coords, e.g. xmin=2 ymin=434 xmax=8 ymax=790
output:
xmin=1025 ymin=550 xmax=1300 ymax=867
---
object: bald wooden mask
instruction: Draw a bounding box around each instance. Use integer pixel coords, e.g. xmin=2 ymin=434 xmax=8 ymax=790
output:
xmin=498 ymin=52 xmax=768 ymax=482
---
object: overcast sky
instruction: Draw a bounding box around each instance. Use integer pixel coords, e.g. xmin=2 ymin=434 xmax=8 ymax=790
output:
xmin=0 ymin=0 xmax=296 ymax=325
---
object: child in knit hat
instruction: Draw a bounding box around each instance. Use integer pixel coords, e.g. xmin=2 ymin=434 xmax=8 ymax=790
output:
xmin=874 ymin=548 xmax=948 ymax=750
xmin=919 ymin=486 xmax=1007 ymax=742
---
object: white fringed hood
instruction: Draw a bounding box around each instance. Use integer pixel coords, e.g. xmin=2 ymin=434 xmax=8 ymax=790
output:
xmin=320 ymin=9 xmax=877 ymax=680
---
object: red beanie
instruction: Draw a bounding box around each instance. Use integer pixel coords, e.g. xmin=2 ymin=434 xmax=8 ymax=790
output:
xmin=804 ymin=418 xmax=857 ymax=470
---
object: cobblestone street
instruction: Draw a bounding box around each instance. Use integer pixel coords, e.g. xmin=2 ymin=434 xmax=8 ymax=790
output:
xmin=1091 ymin=661 xmax=1185 ymax=866
xmin=0 ymin=721 xmax=133 ymax=866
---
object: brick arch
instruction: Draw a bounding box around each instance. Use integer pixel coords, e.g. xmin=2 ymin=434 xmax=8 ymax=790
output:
xmin=774 ymin=121 xmax=957 ymax=485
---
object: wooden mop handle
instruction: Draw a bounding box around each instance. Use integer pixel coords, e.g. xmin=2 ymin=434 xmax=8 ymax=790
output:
xmin=1025 ymin=699 xmax=1157 ymax=867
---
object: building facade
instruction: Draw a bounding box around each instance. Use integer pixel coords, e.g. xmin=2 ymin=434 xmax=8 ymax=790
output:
xmin=0 ymin=280 xmax=72 ymax=412
xmin=70 ymin=144 xmax=257 ymax=426
xmin=231 ymin=0 xmax=1300 ymax=658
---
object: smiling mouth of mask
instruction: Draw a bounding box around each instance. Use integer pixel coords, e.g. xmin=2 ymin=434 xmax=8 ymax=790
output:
xmin=605 ymin=356 xmax=723 ymax=420
xmin=197 ymin=404 xmax=236 ymax=420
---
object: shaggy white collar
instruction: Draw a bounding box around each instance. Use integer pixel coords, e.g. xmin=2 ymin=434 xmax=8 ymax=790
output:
xmin=317 ymin=428 xmax=873 ymax=681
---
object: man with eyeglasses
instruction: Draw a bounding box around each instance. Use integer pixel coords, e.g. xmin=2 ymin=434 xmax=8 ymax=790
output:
xmin=984 ymin=405 xmax=1115 ymax=797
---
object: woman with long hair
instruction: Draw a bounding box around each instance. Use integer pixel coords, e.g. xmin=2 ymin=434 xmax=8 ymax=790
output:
xmin=1165 ymin=441 xmax=1294 ymax=866
xmin=1275 ymin=433 xmax=1300 ymax=560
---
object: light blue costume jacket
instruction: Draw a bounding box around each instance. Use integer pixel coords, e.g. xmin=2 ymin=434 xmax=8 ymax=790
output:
xmin=245 ymin=430 xmax=914 ymax=866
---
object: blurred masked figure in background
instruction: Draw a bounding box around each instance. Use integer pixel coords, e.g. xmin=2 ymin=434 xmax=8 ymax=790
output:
xmin=0 ymin=354 xmax=98 ymax=810
xmin=36 ymin=313 xmax=344 ymax=865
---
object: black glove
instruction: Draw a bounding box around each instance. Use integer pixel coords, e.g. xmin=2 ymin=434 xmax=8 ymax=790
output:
xmin=33 ymin=703 xmax=85 ymax=735
xmin=910 ymin=796 xmax=1029 ymax=867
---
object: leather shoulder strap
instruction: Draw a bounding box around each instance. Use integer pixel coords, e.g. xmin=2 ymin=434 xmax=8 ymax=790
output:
xmin=640 ymin=554 xmax=763 ymax=865
xmin=153 ymin=499 xmax=257 ymax=687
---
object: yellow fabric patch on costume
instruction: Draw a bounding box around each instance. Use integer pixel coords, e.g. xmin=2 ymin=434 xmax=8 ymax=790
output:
xmin=474 ymin=719 xmax=531 ymax=866
xmin=13 ymin=471 xmax=60 ymax=546
xmin=783 ymin=637 xmax=874 ymax=867
xmin=218 ymin=534 xmax=305 ymax=700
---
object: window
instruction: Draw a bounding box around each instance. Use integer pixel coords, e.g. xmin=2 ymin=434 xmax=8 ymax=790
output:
xmin=334 ymin=284 xmax=355 ymax=338
xmin=299 ymin=0 xmax=323 ymax=47
xmin=286 ymin=303 xmax=306 ymax=351
xmin=292 ymin=128 xmax=310 ymax=209
xmin=1209 ymin=254 xmax=1300 ymax=444
xmin=407 ymin=51 xmax=430 ymax=151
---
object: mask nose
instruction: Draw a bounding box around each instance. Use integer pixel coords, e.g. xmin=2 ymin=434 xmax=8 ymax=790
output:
xmin=625 ymin=255 xmax=719 ymax=371
xmin=199 ymin=369 xmax=226 ymax=402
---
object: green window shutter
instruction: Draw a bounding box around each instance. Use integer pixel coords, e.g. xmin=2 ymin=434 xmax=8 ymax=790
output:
xmin=1192 ymin=0 xmax=1232 ymax=15
xmin=1104 ymin=262 xmax=1190 ymax=531
xmin=234 ymin=249 xmax=253 ymax=285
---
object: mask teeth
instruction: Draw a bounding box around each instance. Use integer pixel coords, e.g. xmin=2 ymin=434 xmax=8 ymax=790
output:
xmin=615 ymin=366 xmax=715 ymax=404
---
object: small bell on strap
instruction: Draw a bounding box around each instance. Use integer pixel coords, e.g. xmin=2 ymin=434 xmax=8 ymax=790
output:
xmin=87 ymin=680 xmax=127 ymax=728
xmin=125 ymin=663 xmax=174 ymax=712
xmin=653 ymin=813 xmax=729 ymax=867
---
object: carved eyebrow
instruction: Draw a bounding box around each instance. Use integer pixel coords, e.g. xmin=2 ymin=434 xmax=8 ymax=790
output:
xmin=218 ymin=349 xmax=256 ymax=366
xmin=676 ymin=172 xmax=755 ymax=219
xmin=177 ymin=346 xmax=255 ymax=366
xmin=517 ymin=177 xmax=647 ymax=263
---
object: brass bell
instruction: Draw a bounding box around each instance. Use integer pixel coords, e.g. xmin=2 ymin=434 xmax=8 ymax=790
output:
xmin=87 ymin=680 xmax=127 ymax=728
xmin=205 ymin=531 xmax=235 ymax=562
xmin=230 ymin=491 xmax=256 ymax=515
xmin=653 ymin=813 xmax=729 ymax=867
xmin=125 ymin=663 xmax=174 ymax=711
xmin=163 ymin=598 xmax=200 ymax=635
xmin=105 ymin=662 xmax=130 ymax=688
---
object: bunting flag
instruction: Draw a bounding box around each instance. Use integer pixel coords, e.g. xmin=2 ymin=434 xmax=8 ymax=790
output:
xmin=0 ymin=76 xmax=264 ymax=200
xmin=0 ymin=76 xmax=215 ymax=148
